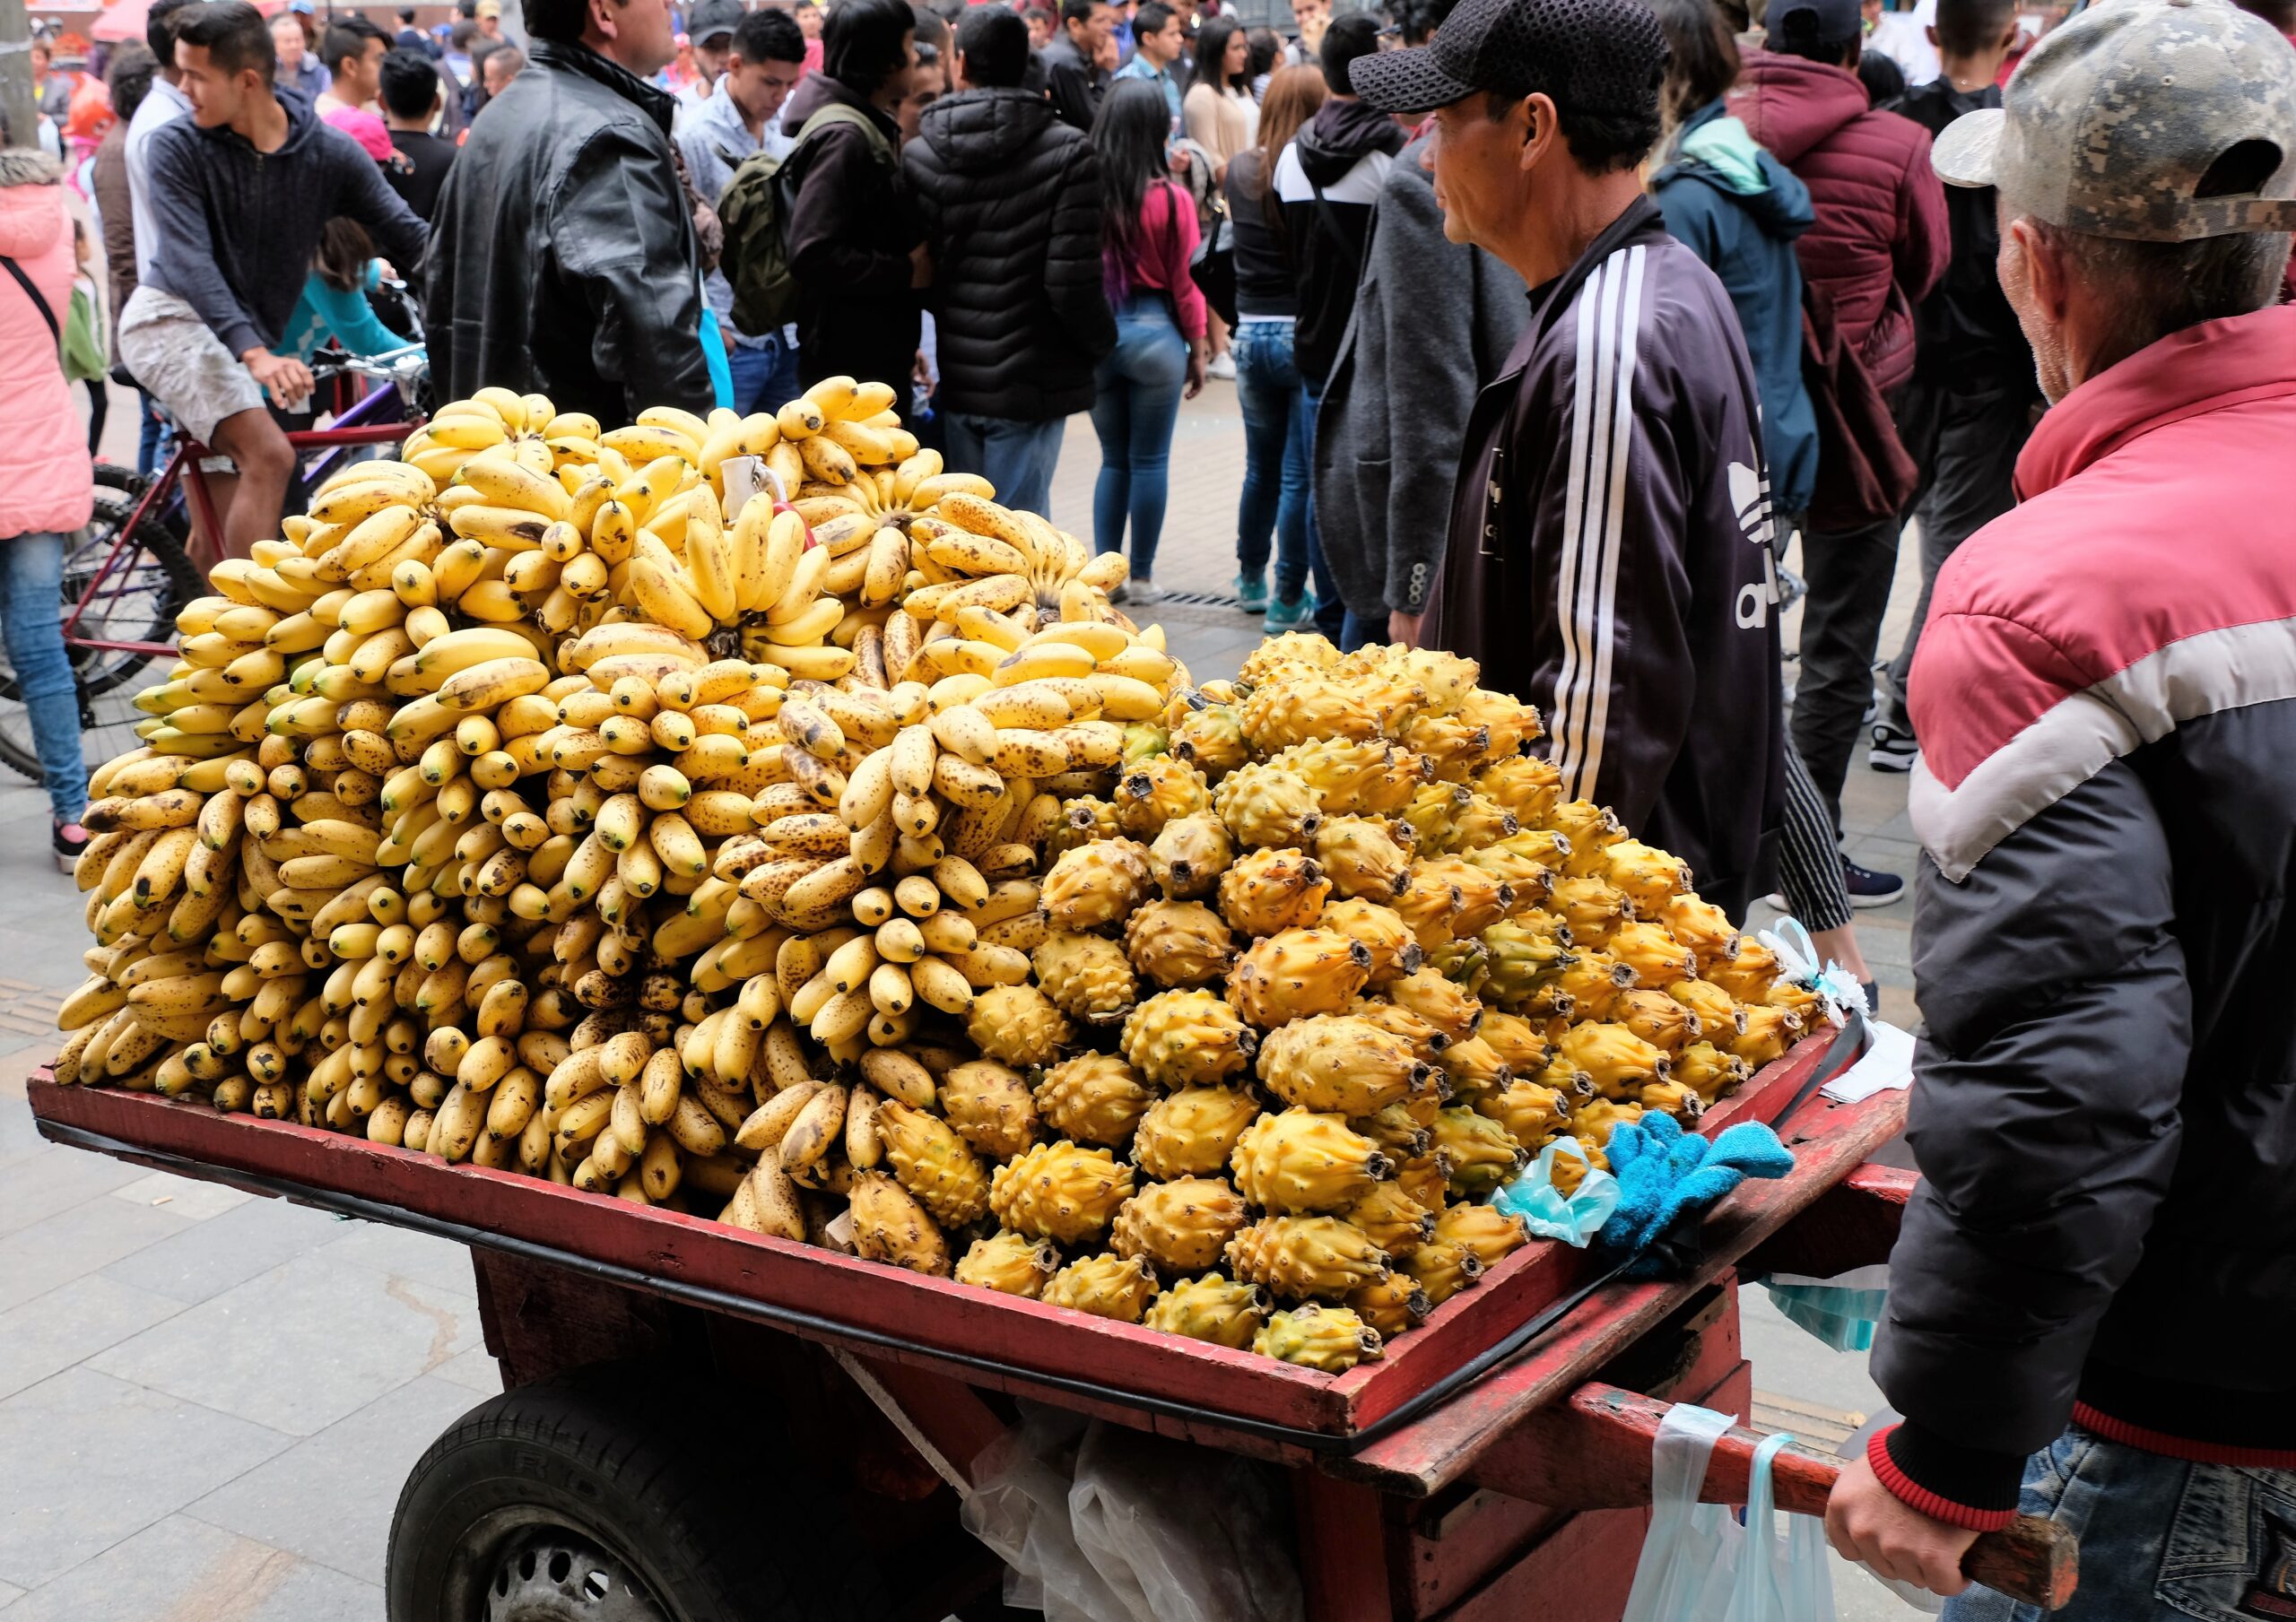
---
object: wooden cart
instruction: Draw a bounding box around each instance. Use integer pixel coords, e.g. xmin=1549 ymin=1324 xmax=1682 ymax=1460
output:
xmin=25 ymin=1036 xmax=2074 ymax=1622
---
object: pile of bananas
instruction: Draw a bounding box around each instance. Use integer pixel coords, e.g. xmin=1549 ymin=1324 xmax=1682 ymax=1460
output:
xmin=847 ymin=633 xmax=1813 ymax=1372
xmin=53 ymin=379 xmax=1181 ymax=1214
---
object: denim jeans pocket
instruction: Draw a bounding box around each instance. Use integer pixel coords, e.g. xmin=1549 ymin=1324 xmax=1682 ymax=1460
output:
xmin=2156 ymin=1461 xmax=2296 ymax=1620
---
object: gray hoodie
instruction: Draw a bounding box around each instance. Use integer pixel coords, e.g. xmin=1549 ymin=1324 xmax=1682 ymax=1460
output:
xmin=1311 ymin=130 xmax=1523 ymax=624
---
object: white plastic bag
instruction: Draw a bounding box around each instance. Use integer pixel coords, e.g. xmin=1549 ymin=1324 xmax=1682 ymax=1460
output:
xmin=1620 ymin=1403 xmax=1838 ymax=1622
xmin=961 ymin=1404 xmax=1305 ymax=1622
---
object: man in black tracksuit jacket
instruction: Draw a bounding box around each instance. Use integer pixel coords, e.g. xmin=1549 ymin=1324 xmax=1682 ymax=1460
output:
xmin=904 ymin=6 xmax=1115 ymax=516
xmin=1352 ymin=0 xmax=1784 ymax=921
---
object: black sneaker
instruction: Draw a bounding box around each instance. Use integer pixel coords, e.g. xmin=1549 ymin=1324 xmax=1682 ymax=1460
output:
xmin=1868 ymin=722 xmax=1918 ymax=773
xmin=53 ymin=820 xmax=88 ymax=875
xmin=1843 ymin=859 xmax=1904 ymax=908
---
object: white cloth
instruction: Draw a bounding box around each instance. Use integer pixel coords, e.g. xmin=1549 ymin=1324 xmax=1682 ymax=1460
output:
xmin=1867 ymin=1 xmax=1942 ymax=88
xmin=117 ymin=285 xmax=269 ymax=446
xmin=125 ymin=77 xmax=193 ymax=289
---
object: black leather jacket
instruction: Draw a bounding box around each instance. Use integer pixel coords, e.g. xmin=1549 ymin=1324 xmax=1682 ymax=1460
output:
xmin=424 ymin=39 xmax=712 ymax=422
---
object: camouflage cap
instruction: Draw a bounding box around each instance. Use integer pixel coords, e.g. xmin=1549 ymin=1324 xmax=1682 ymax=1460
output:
xmin=1932 ymin=0 xmax=2296 ymax=242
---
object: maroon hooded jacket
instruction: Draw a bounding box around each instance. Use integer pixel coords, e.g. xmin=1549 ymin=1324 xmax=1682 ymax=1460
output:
xmin=1728 ymin=49 xmax=1948 ymax=393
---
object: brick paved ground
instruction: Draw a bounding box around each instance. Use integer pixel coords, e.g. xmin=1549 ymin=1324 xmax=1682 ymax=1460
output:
xmin=0 ymin=384 xmax=1932 ymax=1618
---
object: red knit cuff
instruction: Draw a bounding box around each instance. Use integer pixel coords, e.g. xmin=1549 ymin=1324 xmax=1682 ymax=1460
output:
xmin=1867 ymin=1426 xmax=2017 ymax=1532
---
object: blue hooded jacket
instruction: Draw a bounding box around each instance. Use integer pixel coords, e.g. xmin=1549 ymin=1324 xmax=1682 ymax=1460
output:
xmin=1651 ymin=100 xmax=1819 ymax=516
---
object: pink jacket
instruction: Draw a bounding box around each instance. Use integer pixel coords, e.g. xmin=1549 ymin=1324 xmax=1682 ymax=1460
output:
xmin=0 ymin=152 xmax=94 ymax=540
xmin=1730 ymin=50 xmax=1948 ymax=395
xmin=1109 ymin=179 xmax=1207 ymax=341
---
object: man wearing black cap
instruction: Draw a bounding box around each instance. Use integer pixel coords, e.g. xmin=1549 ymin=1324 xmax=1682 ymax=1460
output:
xmin=1350 ymin=0 xmax=1784 ymax=922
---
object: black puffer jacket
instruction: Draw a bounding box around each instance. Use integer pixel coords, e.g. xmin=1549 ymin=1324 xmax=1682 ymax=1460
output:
xmin=781 ymin=74 xmax=923 ymax=394
xmin=424 ymin=40 xmax=710 ymax=422
xmin=903 ymin=89 xmax=1115 ymax=421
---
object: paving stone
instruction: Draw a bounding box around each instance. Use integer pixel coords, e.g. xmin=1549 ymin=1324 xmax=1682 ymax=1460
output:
xmin=0 ymin=1274 xmax=187 ymax=1402
xmin=109 ymin=1170 xmax=254 ymax=1222
xmin=1 ymin=1514 xmax=380 ymax=1622
xmin=0 ymin=1368 xmax=291 ymax=1591
xmin=0 ymin=1092 xmax=46 ymax=1170
xmin=317 ymin=1217 xmax=487 ymax=1297
xmin=0 ymin=1145 xmax=152 ymax=1240
xmin=430 ymin=1345 xmax=504 ymax=1396
xmin=190 ymin=1375 xmax=484 ymax=1585
xmin=98 ymin=1193 xmax=346 ymax=1307
xmin=0 ymin=1575 xmax=22 ymax=1608
xmin=0 ymin=1193 xmax=195 ymax=1314
xmin=90 ymin=1251 xmax=482 ymax=1438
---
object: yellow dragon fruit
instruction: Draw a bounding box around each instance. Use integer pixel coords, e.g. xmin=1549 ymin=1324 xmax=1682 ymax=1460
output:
xmin=1552 ymin=876 xmax=1632 ymax=950
xmin=937 ymin=1059 xmax=1040 ymax=1159
xmin=1455 ymin=686 xmax=1543 ymax=759
xmin=1256 ymin=1013 xmax=1431 ymax=1116
xmin=1318 ymin=898 xmax=1424 ymax=985
xmin=1124 ymin=899 xmax=1239 ymax=989
xmin=1706 ymin=936 xmax=1783 ymax=1003
xmin=1385 ymin=965 xmax=1485 ymax=1044
xmin=1609 ymin=920 xmax=1699 ymax=989
xmin=1132 ymin=1085 xmax=1264 ymax=1180
xmin=1265 ymin=738 xmax=1423 ymax=816
xmin=1674 ymin=1041 xmax=1752 ymax=1103
xmin=1146 ymin=811 xmax=1235 ymax=900
xmin=1254 ymin=1303 xmax=1384 ymax=1371
xmin=1602 ymin=839 xmax=1693 ymax=914
xmin=1120 ymin=987 xmax=1255 ymax=1088
xmin=1044 ymin=1253 xmax=1159 ymax=1323
xmin=1110 ymin=1175 xmax=1248 ymax=1272
xmin=1033 ymin=1052 xmax=1156 ymax=1149
xmin=966 ymin=984 xmax=1073 ymax=1068
xmin=1733 ymin=1002 xmax=1803 ymax=1068
xmin=1552 ymin=801 xmax=1628 ymax=877
xmin=1343 ymin=1179 xmax=1439 ymax=1255
xmin=1040 ymin=837 xmax=1155 ymax=931
xmin=1557 ymin=1021 xmax=1672 ymax=1097
xmin=1239 ymin=630 xmax=1341 ymax=688
xmin=875 ymin=1098 xmax=993 ymax=1227
xmin=1614 ymin=988 xmax=1700 ymax=1055
xmin=1231 ymin=1109 xmax=1395 ymax=1213
xmin=1226 ymin=927 xmax=1374 ymax=1027
xmin=1170 ymin=702 xmax=1251 ymax=783
xmin=848 ymin=1172 xmax=952 ymax=1277
xmin=989 ymin=1140 xmax=1135 ymax=1245
xmin=1346 ymin=1272 xmax=1435 ymax=1340
xmin=1145 ymin=1274 xmax=1270 ymax=1349
xmin=1433 ymin=1201 xmax=1531 ymax=1273
xmin=1216 ymin=846 xmax=1331 ymax=935
xmin=956 ymin=1230 xmax=1061 ymax=1297
xmin=1400 ymin=1236 xmax=1483 ymax=1306
xmin=1312 ymin=816 xmax=1414 ymax=902
xmin=1431 ymin=1106 xmax=1526 ymax=1197
xmin=1474 ymin=754 xmax=1563 ymax=826
xmin=1114 ymin=755 xmax=1211 ymax=838
xmin=1349 ymin=1100 xmax=1435 ymax=1160
xmin=1031 ymin=932 xmax=1140 ymax=1025
xmin=1213 ymin=761 xmax=1324 ymax=849
xmin=1474 ymin=1079 xmax=1572 ymax=1146
xmin=1667 ymin=977 xmax=1746 ymax=1038
xmin=1558 ymin=950 xmax=1635 ymax=1021
xmin=1227 ymin=1215 xmax=1391 ymax=1300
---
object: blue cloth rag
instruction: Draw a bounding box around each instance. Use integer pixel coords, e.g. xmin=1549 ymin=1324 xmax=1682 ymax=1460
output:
xmin=1594 ymin=1113 xmax=1796 ymax=1278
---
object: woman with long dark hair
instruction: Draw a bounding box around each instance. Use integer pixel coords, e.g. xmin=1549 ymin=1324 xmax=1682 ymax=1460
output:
xmin=1218 ymin=64 xmax=1322 ymax=628
xmin=1183 ymin=17 xmax=1257 ymax=178
xmin=782 ymin=0 xmax=926 ymax=390
xmin=1085 ymin=78 xmax=1206 ymax=603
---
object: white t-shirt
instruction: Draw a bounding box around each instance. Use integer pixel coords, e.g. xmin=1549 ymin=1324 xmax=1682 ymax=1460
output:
xmin=1868 ymin=0 xmax=1942 ymax=89
xmin=125 ymin=77 xmax=194 ymax=288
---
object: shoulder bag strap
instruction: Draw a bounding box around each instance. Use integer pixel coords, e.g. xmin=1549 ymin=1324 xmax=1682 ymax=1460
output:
xmin=1 ymin=255 xmax=62 ymax=347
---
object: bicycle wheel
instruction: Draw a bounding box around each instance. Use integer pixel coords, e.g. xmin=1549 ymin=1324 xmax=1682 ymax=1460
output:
xmin=0 ymin=487 xmax=204 ymax=785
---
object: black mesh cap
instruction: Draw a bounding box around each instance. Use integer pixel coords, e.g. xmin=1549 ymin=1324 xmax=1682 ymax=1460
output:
xmin=1350 ymin=0 xmax=1669 ymax=117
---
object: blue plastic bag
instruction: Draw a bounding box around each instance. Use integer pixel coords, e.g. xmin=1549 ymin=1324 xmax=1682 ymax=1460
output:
xmin=1492 ymin=1135 xmax=1620 ymax=1245
xmin=1620 ymin=1403 xmax=1837 ymax=1622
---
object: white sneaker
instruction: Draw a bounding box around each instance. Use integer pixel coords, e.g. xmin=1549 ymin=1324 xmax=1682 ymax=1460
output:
xmin=1124 ymin=577 xmax=1166 ymax=605
xmin=1207 ymin=352 xmax=1237 ymax=381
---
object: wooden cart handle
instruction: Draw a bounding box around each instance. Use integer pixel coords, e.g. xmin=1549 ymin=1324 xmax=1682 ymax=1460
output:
xmin=1589 ymin=1387 xmax=2075 ymax=1609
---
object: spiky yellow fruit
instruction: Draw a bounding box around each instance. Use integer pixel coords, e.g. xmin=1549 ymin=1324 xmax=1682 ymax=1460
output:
xmin=1123 ymin=720 xmax=1170 ymax=765
xmin=1639 ymin=1078 xmax=1706 ymax=1122
xmin=1400 ymin=1236 xmax=1483 ymax=1305
xmin=1370 ymin=646 xmax=1478 ymax=713
xmin=1239 ymin=673 xmax=1395 ymax=754
xmin=1048 ymin=796 xmax=1121 ymax=860
xmin=1396 ymin=708 xmax=1490 ymax=784
xmin=874 ymin=1098 xmax=991 ymax=1227
xmin=1552 ymin=877 xmax=1631 ymax=950
xmin=1226 ymin=1215 xmax=1390 ymax=1300
xmin=1039 ymin=837 xmax=1154 ymax=932
xmin=1456 ymin=685 xmax=1542 ymax=759
xmin=1437 ymin=1035 xmax=1513 ymax=1098
xmin=1110 ymin=1175 xmax=1248 ymax=1272
xmin=1660 ymin=894 xmax=1742 ymax=974
xmin=1384 ymin=965 xmax=1484 ymax=1044
xmin=1033 ymin=1052 xmax=1155 ymax=1149
xmin=1431 ymin=1106 xmax=1526 ymax=1198
xmin=1044 ymin=1253 xmax=1158 ymax=1323
xmin=989 ymin=1140 xmax=1135 ymax=1245
xmin=1477 ymin=1010 xmax=1550 ymax=1071
xmin=1120 ymin=987 xmax=1254 ymax=1089
xmin=1346 ymin=1272 xmax=1433 ymax=1339
xmin=848 ymin=1171 xmax=951 ymax=1276
xmin=1434 ymin=1201 xmax=1530 ymax=1274
xmin=1253 ymin=1303 xmax=1383 ymax=1371
xmin=1144 ymin=1274 xmax=1269 ymax=1349
xmin=1474 ymin=753 xmax=1562 ymax=826
xmin=1395 ymin=1152 xmax=1449 ymax=1214
xmin=1226 ymin=927 xmax=1373 ymax=1028
xmin=1557 ymin=1021 xmax=1671 ymax=1097
xmin=1170 ymin=703 xmax=1249 ymax=783
xmin=1122 ymin=899 xmax=1237 ymax=989
xmin=1216 ymin=846 xmax=1329 ymax=937
xmin=1231 ymin=1109 xmax=1394 ymax=1213
xmin=1146 ymin=811 xmax=1234 ymax=900
xmin=1457 ymin=828 xmax=1564 ymax=898
xmin=1031 ymin=932 xmax=1138 ymax=1025
xmin=1446 ymin=791 xmax=1523 ymax=854
xmin=1239 ymin=630 xmax=1341 ymax=687
xmin=1343 ymin=998 xmax=1449 ymax=1064
xmin=956 ymin=1230 xmax=1061 ymax=1297
xmin=1411 ymin=857 xmax=1515 ymax=937
xmin=966 ymin=984 xmax=1073 ymax=1068
xmin=1302 ymin=901 xmax=1413 ymax=989
xmin=1399 ymin=781 xmax=1472 ymax=853
xmin=1705 ymin=936 xmax=1782 ymax=1003
xmin=1474 ymin=1079 xmax=1571 ymax=1146
xmin=1602 ymin=839 xmax=1692 ymax=913
xmin=1349 ymin=1100 xmax=1435 ymax=1160
xmin=1476 ymin=918 xmax=1578 ymax=1008
xmin=1131 ymin=1085 xmax=1263 ymax=1181
xmin=1311 ymin=816 xmax=1413 ymax=902
xmin=1256 ymin=1013 xmax=1429 ymax=1117
xmin=938 ymin=1059 xmax=1039 ymax=1159
xmin=1614 ymin=988 xmax=1699 ymax=1055
xmin=1733 ymin=1002 xmax=1803 ymax=1068
xmin=1265 ymin=737 xmax=1423 ymax=816
xmin=1610 ymin=921 xmax=1698 ymax=990
xmin=1552 ymin=800 xmax=1627 ymax=876
xmin=1344 ymin=1179 xmax=1438 ymax=1255
xmin=1570 ymin=1097 xmax=1645 ymax=1149
xmin=1213 ymin=761 xmax=1322 ymax=850
xmin=1559 ymin=950 xmax=1635 ymax=1022
xmin=1114 ymin=755 xmax=1210 ymax=838
xmin=1675 ymin=1040 xmax=1752 ymax=1103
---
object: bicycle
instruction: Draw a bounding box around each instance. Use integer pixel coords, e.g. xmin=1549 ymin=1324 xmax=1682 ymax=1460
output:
xmin=0 ymin=347 xmax=432 ymax=784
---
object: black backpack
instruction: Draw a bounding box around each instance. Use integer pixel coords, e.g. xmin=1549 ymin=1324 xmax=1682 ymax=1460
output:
xmin=717 ymin=103 xmax=893 ymax=337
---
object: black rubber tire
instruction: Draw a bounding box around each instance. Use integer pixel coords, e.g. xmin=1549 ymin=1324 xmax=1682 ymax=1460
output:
xmin=387 ymin=1367 xmax=900 ymax=1622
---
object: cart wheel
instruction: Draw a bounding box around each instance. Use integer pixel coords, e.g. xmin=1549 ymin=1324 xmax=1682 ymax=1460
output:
xmin=387 ymin=1369 xmax=894 ymax=1622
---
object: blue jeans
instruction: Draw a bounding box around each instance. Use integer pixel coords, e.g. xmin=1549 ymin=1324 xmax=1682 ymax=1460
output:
xmin=1089 ymin=293 xmax=1187 ymax=580
xmin=1298 ymin=379 xmax=1353 ymax=646
xmin=726 ymin=335 xmax=802 ymax=418
xmin=1232 ymin=320 xmax=1310 ymax=603
xmin=1944 ymin=1423 xmax=2296 ymax=1622
xmin=945 ymin=412 xmax=1066 ymax=520
xmin=136 ymin=389 xmax=170 ymax=480
xmin=0 ymin=533 xmax=86 ymax=823
xmin=1340 ymin=609 xmax=1385 ymax=649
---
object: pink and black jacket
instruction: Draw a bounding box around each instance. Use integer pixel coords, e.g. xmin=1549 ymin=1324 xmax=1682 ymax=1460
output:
xmin=1869 ymin=304 xmax=2296 ymax=1526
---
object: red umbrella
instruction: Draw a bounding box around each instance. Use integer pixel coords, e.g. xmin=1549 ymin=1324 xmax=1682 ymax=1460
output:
xmin=94 ymin=0 xmax=284 ymax=41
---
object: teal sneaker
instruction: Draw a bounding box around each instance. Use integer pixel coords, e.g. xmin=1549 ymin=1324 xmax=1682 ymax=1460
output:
xmin=1235 ymin=573 xmax=1269 ymax=612
xmin=1265 ymin=592 xmax=1317 ymax=632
